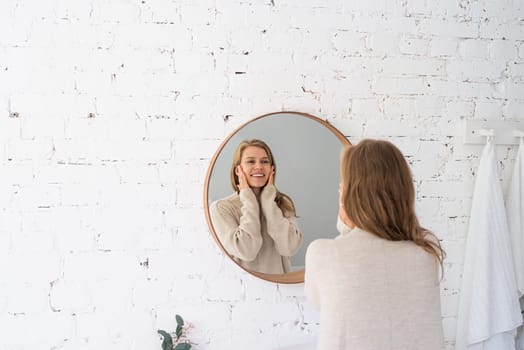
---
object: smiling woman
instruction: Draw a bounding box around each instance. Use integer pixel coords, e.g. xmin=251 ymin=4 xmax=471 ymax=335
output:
xmin=204 ymin=111 xmax=350 ymax=283
xmin=209 ymin=139 xmax=304 ymax=275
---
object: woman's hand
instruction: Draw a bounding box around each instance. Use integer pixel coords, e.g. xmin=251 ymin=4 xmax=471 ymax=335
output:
xmin=267 ymin=166 xmax=275 ymax=186
xmin=236 ymin=165 xmax=250 ymax=191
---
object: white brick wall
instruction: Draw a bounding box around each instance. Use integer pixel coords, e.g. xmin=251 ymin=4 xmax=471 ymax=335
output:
xmin=0 ymin=1 xmax=523 ymax=349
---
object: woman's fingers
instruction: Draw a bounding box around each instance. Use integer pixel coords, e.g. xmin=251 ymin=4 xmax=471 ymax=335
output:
xmin=268 ymin=166 xmax=275 ymax=185
xmin=237 ymin=166 xmax=248 ymax=190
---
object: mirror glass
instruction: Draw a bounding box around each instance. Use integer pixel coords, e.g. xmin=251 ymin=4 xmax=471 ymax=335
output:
xmin=204 ymin=112 xmax=350 ymax=283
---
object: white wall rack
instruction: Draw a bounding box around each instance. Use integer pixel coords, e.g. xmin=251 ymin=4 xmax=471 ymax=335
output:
xmin=463 ymin=120 xmax=523 ymax=145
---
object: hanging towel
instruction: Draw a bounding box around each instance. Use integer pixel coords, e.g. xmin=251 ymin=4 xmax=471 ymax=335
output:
xmin=508 ymin=137 xmax=524 ymax=349
xmin=518 ymin=296 xmax=524 ymax=350
xmin=455 ymin=140 xmax=523 ymax=350
xmin=508 ymin=137 xmax=524 ymax=296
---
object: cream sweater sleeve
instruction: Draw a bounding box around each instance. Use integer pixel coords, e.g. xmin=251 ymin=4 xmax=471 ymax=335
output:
xmin=260 ymin=184 xmax=303 ymax=257
xmin=209 ymin=189 xmax=263 ymax=262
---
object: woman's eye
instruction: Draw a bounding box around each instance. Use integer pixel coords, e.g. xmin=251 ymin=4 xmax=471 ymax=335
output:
xmin=262 ymin=160 xmax=270 ymax=164
xmin=246 ymin=160 xmax=255 ymax=164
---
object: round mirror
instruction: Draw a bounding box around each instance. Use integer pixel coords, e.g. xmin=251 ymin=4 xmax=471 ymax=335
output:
xmin=204 ymin=112 xmax=351 ymax=283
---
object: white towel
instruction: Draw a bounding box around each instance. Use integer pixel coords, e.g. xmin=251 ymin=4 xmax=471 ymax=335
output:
xmin=518 ymin=296 xmax=524 ymax=350
xmin=508 ymin=137 xmax=524 ymax=296
xmin=508 ymin=137 xmax=524 ymax=349
xmin=455 ymin=140 xmax=523 ymax=350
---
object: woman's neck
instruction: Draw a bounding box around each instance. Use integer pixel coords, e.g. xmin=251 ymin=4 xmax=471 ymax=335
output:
xmin=252 ymin=187 xmax=261 ymax=197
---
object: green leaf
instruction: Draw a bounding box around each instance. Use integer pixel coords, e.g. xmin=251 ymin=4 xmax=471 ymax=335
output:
xmin=176 ymin=325 xmax=183 ymax=338
xmin=157 ymin=330 xmax=173 ymax=350
xmin=174 ymin=343 xmax=191 ymax=350
xmin=175 ymin=314 xmax=184 ymax=327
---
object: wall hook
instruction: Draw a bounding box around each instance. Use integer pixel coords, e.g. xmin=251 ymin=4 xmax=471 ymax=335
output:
xmin=477 ymin=128 xmax=494 ymax=144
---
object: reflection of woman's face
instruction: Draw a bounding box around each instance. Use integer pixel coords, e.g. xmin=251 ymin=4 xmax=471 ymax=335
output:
xmin=240 ymin=146 xmax=272 ymax=189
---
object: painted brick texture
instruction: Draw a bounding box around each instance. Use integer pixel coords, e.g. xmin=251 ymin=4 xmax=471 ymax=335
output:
xmin=0 ymin=0 xmax=523 ymax=349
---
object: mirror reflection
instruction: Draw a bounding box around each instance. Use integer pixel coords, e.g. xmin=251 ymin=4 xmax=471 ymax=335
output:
xmin=205 ymin=112 xmax=350 ymax=281
xmin=209 ymin=139 xmax=304 ymax=274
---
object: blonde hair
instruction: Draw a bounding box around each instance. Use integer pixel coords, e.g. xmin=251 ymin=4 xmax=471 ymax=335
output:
xmin=230 ymin=139 xmax=296 ymax=217
xmin=340 ymin=139 xmax=445 ymax=270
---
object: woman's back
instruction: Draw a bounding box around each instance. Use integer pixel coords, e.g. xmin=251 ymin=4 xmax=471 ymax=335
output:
xmin=305 ymin=227 xmax=444 ymax=350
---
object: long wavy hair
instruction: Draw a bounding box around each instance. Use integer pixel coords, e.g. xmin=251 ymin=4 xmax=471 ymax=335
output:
xmin=230 ymin=139 xmax=296 ymax=217
xmin=340 ymin=139 xmax=445 ymax=271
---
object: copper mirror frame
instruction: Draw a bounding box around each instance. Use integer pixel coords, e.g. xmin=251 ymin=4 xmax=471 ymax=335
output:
xmin=203 ymin=111 xmax=350 ymax=283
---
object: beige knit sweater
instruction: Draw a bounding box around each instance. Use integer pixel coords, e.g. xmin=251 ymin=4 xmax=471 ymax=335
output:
xmin=305 ymin=222 xmax=444 ymax=350
xmin=209 ymin=185 xmax=303 ymax=274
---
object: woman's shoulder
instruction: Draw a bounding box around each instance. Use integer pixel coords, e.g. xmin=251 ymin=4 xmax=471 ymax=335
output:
xmin=306 ymin=238 xmax=336 ymax=257
xmin=305 ymin=239 xmax=331 ymax=270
